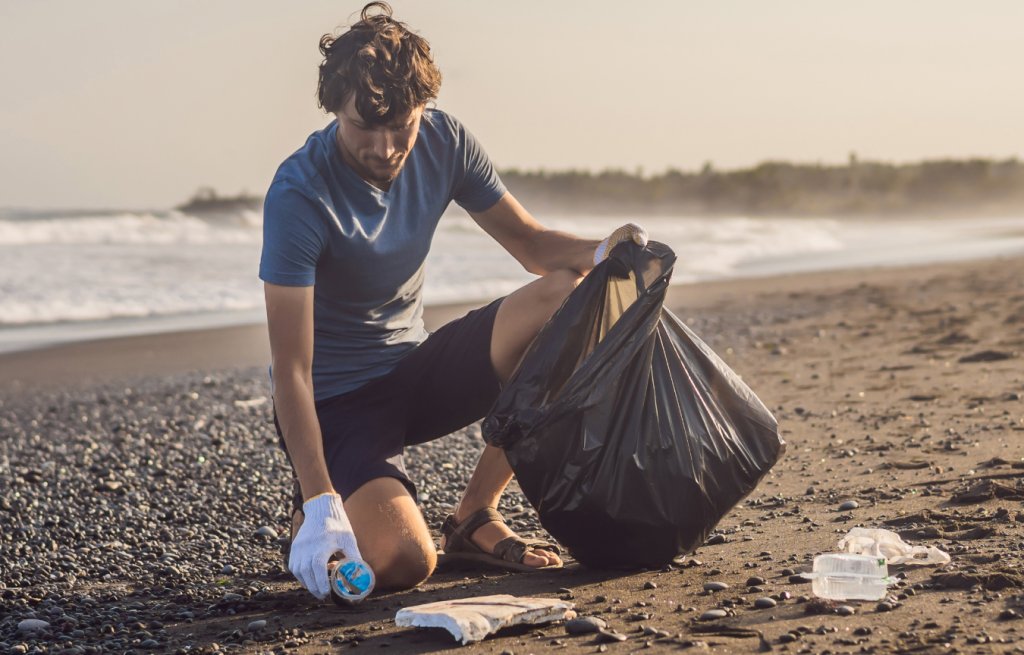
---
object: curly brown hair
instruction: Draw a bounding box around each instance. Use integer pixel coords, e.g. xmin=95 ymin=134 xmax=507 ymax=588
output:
xmin=317 ymin=2 xmax=442 ymax=124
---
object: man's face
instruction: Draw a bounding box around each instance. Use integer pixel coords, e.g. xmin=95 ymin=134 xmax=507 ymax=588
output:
xmin=335 ymin=95 xmax=424 ymax=188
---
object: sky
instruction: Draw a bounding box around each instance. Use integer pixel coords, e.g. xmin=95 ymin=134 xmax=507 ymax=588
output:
xmin=1 ymin=1 xmax=1022 ymax=209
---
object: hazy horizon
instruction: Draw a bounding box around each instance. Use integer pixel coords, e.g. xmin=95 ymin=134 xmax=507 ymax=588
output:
xmin=2 ymin=1 xmax=1022 ymax=209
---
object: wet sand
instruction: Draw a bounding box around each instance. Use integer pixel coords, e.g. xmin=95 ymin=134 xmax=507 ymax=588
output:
xmin=1 ymin=256 xmax=1023 ymax=653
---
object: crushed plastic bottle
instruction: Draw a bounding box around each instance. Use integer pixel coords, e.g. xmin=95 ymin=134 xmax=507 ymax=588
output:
xmin=328 ymin=556 xmax=375 ymax=605
xmin=807 ymin=553 xmax=893 ymax=601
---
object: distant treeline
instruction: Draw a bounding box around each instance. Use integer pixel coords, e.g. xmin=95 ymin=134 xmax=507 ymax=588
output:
xmin=498 ymin=156 xmax=1024 ymax=216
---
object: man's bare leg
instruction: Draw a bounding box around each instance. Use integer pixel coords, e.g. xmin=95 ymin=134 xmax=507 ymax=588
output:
xmin=292 ymin=477 xmax=436 ymax=590
xmin=444 ymin=269 xmax=582 ymax=568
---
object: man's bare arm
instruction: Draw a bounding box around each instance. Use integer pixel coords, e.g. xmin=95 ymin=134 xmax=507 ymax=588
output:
xmin=264 ymin=282 xmax=335 ymax=501
xmin=469 ymin=193 xmax=600 ymax=276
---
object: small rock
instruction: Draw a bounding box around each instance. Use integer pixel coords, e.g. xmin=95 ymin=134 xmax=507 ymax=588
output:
xmin=222 ymin=592 xmax=244 ymax=603
xmin=705 ymin=534 xmax=726 ymax=545
xmin=643 ymin=581 xmax=657 ymax=590
xmin=140 ymin=640 xmax=160 ymax=649
xmin=17 ymin=619 xmax=50 ymax=634
xmin=876 ymin=601 xmax=897 ymax=612
xmin=778 ymin=632 xmax=799 ymax=643
xmin=746 ymin=576 xmax=766 ymax=587
xmin=247 ymin=620 xmax=267 ymax=632
xmin=565 ymin=617 xmax=606 ymax=635
xmin=595 ymin=629 xmax=628 ymax=643
xmin=703 ymin=581 xmax=729 ymax=592
xmin=221 ymin=564 xmax=234 ymax=575
xmin=836 ymin=605 xmax=855 ymax=616
xmin=838 ymin=500 xmax=859 ymax=511
xmin=959 ymin=350 xmax=1013 ymax=363
xmin=699 ymin=609 xmax=728 ymax=621
xmin=788 ymin=574 xmax=813 ymax=584
xmin=254 ymin=526 xmax=278 ymax=539
xmin=854 ymin=627 xmax=873 ymax=636
xmin=998 ymin=609 xmax=1019 ymax=621
xmin=754 ymin=597 xmax=777 ymax=609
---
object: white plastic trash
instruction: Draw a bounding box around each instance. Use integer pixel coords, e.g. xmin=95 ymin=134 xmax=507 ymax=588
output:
xmin=837 ymin=527 xmax=950 ymax=566
xmin=807 ymin=553 xmax=893 ymax=601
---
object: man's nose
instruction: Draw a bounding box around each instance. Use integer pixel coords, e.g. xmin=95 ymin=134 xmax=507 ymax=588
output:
xmin=373 ymin=130 xmax=396 ymax=160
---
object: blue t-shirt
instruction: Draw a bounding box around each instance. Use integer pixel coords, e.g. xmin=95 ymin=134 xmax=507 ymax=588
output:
xmin=259 ymin=109 xmax=507 ymax=401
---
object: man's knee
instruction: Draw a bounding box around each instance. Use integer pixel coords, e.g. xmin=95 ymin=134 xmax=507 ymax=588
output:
xmin=367 ymin=540 xmax=437 ymax=591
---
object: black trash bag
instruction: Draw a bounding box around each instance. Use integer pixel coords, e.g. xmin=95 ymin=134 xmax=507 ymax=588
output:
xmin=482 ymin=240 xmax=785 ymax=568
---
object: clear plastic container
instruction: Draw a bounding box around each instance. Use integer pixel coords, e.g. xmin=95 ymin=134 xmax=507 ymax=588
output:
xmin=808 ymin=553 xmax=892 ymax=601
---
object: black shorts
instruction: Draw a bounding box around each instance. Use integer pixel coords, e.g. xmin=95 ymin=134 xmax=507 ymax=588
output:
xmin=274 ymin=297 xmax=504 ymax=513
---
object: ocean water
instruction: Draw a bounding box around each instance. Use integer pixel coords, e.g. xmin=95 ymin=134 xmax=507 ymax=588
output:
xmin=2 ymin=206 xmax=1023 ymax=352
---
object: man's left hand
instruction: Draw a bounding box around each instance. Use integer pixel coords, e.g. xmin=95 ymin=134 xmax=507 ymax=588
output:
xmin=593 ymin=223 xmax=648 ymax=266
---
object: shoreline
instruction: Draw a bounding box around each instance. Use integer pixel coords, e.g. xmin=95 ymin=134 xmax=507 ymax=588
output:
xmin=2 ymin=250 xmax=1023 ymax=653
xmin=2 ymin=254 xmax=1021 ymax=395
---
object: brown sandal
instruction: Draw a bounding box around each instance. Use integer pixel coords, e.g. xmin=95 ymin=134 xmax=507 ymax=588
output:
xmin=438 ymin=507 xmax=563 ymax=572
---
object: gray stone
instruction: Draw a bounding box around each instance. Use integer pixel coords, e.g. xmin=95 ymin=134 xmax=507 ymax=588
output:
xmin=699 ymin=609 xmax=728 ymax=621
xmin=838 ymin=500 xmax=859 ymax=511
xmin=565 ymin=616 xmax=606 ymax=635
xmin=17 ymin=619 xmax=50 ymax=634
xmin=595 ymin=629 xmax=628 ymax=643
xmin=254 ymin=526 xmax=278 ymax=539
xmin=246 ymin=620 xmax=267 ymax=632
xmin=703 ymin=581 xmax=729 ymax=592
xmin=836 ymin=605 xmax=855 ymax=616
xmin=754 ymin=597 xmax=777 ymax=609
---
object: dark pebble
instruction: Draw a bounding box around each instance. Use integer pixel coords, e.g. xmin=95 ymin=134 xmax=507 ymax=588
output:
xmin=699 ymin=609 xmax=728 ymax=621
xmin=754 ymin=597 xmax=777 ymax=609
xmin=703 ymin=581 xmax=729 ymax=592
xmin=838 ymin=500 xmax=859 ymax=511
xmin=705 ymin=534 xmax=727 ymax=545
xmin=643 ymin=581 xmax=657 ymax=590
xmin=999 ymin=609 xmax=1019 ymax=621
xmin=746 ymin=576 xmax=766 ymax=587
xmin=836 ymin=605 xmax=855 ymax=616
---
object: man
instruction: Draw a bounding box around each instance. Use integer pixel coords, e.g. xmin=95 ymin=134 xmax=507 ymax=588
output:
xmin=260 ymin=2 xmax=646 ymax=600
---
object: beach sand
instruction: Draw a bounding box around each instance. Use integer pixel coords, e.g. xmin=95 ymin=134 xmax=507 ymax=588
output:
xmin=2 ymin=255 xmax=1023 ymax=653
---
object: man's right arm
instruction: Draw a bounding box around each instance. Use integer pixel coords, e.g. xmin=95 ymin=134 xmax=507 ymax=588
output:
xmin=264 ymin=282 xmax=334 ymax=500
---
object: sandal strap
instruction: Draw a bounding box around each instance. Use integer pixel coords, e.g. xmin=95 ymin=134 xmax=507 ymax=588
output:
xmin=440 ymin=507 xmax=505 ymax=555
xmin=493 ymin=536 xmax=562 ymax=564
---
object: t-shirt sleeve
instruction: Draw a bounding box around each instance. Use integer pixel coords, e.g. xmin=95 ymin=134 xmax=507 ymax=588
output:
xmin=258 ymin=185 xmax=326 ymax=287
xmin=451 ymin=120 xmax=508 ymax=213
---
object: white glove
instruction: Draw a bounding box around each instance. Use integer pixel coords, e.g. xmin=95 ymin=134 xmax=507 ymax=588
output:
xmin=289 ymin=492 xmax=362 ymax=600
xmin=593 ymin=223 xmax=648 ymax=266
